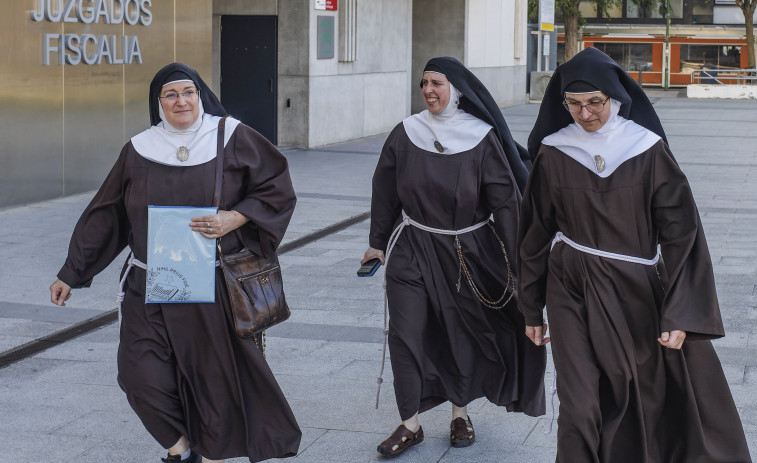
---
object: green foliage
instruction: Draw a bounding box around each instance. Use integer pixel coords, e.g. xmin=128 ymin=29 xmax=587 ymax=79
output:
xmin=527 ymin=0 xmax=622 ymax=25
xmin=528 ymin=0 xmax=538 ymax=21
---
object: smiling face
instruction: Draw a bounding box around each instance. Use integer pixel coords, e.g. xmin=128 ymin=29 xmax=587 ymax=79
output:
xmin=159 ymin=81 xmax=200 ymax=130
xmin=421 ymin=72 xmax=451 ymax=115
xmin=564 ymin=91 xmax=612 ymax=132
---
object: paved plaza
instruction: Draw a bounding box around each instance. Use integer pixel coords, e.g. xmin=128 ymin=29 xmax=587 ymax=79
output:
xmin=0 ymin=93 xmax=755 ymax=462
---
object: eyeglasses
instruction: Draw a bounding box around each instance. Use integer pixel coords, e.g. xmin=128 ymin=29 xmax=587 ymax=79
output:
xmin=562 ymin=97 xmax=609 ymax=114
xmin=159 ymin=89 xmax=200 ymax=103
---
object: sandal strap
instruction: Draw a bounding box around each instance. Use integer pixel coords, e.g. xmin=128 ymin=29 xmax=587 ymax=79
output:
xmin=386 ymin=424 xmax=418 ymax=443
xmin=378 ymin=424 xmax=423 ymax=454
xmin=450 ymin=416 xmax=474 ymax=439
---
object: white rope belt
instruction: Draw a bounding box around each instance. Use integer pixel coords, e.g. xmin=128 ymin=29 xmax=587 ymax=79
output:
xmin=542 ymin=232 xmax=660 ymax=434
xmin=384 ymin=211 xmax=489 ymax=264
xmin=115 ymin=253 xmax=220 ymax=321
xmin=375 ymin=211 xmax=489 ymax=408
xmin=551 ymin=232 xmax=660 ymax=266
xmin=116 ymin=253 xmax=146 ymax=320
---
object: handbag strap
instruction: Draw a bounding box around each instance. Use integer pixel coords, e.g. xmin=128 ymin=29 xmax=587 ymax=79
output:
xmin=212 ymin=116 xmax=228 ymax=208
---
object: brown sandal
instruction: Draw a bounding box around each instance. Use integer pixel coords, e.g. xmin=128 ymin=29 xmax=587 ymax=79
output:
xmin=377 ymin=424 xmax=424 ymax=456
xmin=450 ymin=416 xmax=475 ymax=448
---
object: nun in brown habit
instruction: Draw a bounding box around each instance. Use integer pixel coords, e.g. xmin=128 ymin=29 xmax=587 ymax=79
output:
xmin=519 ymin=47 xmax=751 ymax=462
xmin=362 ymin=57 xmax=546 ymax=457
xmin=50 ymin=63 xmax=301 ymax=463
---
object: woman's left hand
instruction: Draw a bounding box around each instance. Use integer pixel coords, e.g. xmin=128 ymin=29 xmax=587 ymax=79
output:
xmin=658 ymin=330 xmax=686 ymax=350
xmin=191 ymin=210 xmax=250 ymax=239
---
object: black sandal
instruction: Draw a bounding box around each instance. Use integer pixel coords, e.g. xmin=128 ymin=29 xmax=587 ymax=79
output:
xmin=450 ymin=416 xmax=475 ymax=448
xmin=161 ymin=451 xmax=202 ymax=462
xmin=377 ymin=424 xmax=424 ymax=456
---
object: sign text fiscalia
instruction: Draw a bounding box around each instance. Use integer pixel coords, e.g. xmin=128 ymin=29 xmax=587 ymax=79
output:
xmin=30 ymin=0 xmax=152 ymax=65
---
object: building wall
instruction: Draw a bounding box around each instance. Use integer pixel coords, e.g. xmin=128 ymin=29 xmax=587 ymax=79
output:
xmin=410 ymin=0 xmax=528 ymax=113
xmin=215 ymin=0 xmax=412 ymax=147
xmin=3 ymin=1 xmax=530 ymax=207
xmin=305 ymin=0 xmax=413 ymax=147
xmin=276 ymin=0 xmax=311 ymax=146
xmin=0 ymin=0 xmax=212 ymax=209
xmin=411 ymin=0 xmax=466 ymax=113
xmin=465 ymin=0 xmax=528 ymax=107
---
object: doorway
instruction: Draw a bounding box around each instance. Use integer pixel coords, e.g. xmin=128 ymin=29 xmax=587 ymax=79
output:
xmin=221 ymin=15 xmax=277 ymax=143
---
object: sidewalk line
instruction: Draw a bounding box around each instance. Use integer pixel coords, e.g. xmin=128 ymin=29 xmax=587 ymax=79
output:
xmin=0 ymin=309 xmax=118 ymax=368
xmin=0 ymin=211 xmax=371 ymax=369
xmin=278 ymin=211 xmax=370 ymax=254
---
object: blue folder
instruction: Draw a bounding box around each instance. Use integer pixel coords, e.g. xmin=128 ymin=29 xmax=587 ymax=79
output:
xmin=145 ymin=206 xmax=218 ymax=303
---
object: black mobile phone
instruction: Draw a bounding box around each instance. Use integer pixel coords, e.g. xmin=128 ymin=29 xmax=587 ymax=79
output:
xmin=357 ymin=258 xmax=382 ymax=277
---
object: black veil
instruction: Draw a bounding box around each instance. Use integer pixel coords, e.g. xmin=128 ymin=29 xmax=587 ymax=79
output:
xmin=527 ymin=47 xmax=667 ymax=161
xmin=148 ymin=62 xmax=227 ymax=126
xmin=424 ymin=57 xmax=532 ymax=193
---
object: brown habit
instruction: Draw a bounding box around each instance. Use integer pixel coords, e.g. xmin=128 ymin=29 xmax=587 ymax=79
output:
xmin=518 ymin=140 xmax=751 ymax=462
xmin=370 ymin=125 xmax=547 ymax=420
xmin=58 ymin=124 xmax=301 ymax=461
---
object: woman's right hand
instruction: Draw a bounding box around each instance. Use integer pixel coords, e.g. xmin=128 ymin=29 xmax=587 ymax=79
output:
xmin=50 ymin=279 xmax=72 ymax=307
xmin=526 ymin=323 xmax=550 ymax=346
xmin=362 ymin=247 xmax=385 ymax=266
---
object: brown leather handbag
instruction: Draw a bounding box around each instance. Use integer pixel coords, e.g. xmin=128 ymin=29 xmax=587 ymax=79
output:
xmin=213 ymin=117 xmax=291 ymax=338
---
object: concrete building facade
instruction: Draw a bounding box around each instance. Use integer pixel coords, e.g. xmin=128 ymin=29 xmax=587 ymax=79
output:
xmin=2 ymin=0 xmax=528 ymax=209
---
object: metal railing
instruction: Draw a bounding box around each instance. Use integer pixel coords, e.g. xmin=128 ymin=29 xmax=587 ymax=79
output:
xmin=691 ymin=68 xmax=757 ymax=85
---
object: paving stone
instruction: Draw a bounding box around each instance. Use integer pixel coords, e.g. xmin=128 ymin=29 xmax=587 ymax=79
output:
xmin=297 ymin=429 xmax=448 ymax=463
xmin=0 ymin=431 xmax=99 ymax=463
xmin=722 ymin=363 xmax=747 ymax=385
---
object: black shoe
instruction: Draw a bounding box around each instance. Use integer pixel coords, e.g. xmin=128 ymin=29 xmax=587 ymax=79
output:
xmin=450 ymin=416 xmax=475 ymax=448
xmin=161 ymin=451 xmax=202 ymax=463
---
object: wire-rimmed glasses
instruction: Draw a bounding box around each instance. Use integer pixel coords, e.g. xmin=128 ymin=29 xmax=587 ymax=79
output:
xmin=562 ymin=97 xmax=609 ymax=114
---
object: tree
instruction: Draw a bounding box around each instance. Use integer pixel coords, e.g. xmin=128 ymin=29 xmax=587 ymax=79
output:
xmin=528 ymin=0 xmax=620 ymax=62
xmin=561 ymin=0 xmax=584 ymax=60
xmin=734 ymin=0 xmax=757 ymax=68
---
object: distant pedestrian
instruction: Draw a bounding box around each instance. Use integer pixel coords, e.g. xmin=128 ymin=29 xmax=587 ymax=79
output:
xmin=519 ymin=47 xmax=752 ymax=462
xmin=362 ymin=56 xmax=545 ymax=457
xmin=49 ymin=62 xmax=301 ymax=463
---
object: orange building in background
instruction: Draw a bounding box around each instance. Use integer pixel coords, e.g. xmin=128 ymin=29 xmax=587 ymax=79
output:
xmin=555 ymin=0 xmax=754 ymax=86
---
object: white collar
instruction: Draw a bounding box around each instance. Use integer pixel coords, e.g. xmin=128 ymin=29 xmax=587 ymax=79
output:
xmin=131 ymin=114 xmax=241 ymax=166
xmin=542 ymin=99 xmax=661 ymax=177
xmin=402 ymin=82 xmax=492 ymax=154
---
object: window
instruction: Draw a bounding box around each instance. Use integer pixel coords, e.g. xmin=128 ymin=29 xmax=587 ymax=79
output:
xmin=604 ymin=3 xmax=624 ymax=18
xmin=594 ymin=42 xmax=654 ymax=72
xmin=692 ymin=0 xmax=714 ymax=23
xmin=578 ymin=1 xmax=598 ymax=18
xmin=626 ymin=0 xmax=683 ymax=18
xmin=679 ymin=44 xmax=741 ymax=72
xmin=578 ymin=0 xmax=684 ymax=20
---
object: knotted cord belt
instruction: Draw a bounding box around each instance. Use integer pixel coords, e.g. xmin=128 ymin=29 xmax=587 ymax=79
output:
xmin=116 ymin=253 xmax=146 ymax=321
xmin=551 ymin=232 xmax=660 ymax=266
xmin=543 ymin=231 xmax=661 ymax=433
xmin=375 ymin=211 xmax=515 ymax=408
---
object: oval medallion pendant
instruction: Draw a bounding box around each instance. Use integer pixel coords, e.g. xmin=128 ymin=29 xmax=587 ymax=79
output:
xmin=433 ymin=140 xmax=444 ymax=153
xmin=177 ymin=146 xmax=189 ymax=162
xmin=594 ymin=155 xmax=605 ymax=173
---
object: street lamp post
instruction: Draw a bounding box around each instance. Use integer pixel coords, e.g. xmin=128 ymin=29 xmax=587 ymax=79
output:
xmin=664 ymin=0 xmax=671 ymax=89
